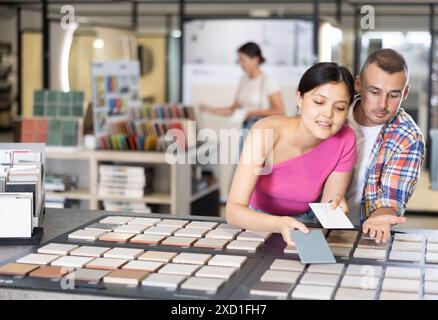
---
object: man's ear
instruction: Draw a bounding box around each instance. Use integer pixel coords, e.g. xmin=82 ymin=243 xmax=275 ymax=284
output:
xmin=354 ymin=75 xmax=361 ymax=93
xmin=402 ymin=84 xmax=410 ymax=101
xmin=296 ymin=91 xmax=303 ymax=109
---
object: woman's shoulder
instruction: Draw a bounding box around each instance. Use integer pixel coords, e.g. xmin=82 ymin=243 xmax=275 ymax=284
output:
xmin=249 ymin=115 xmax=292 ymax=142
xmin=331 ymin=124 xmax=357 ymax=149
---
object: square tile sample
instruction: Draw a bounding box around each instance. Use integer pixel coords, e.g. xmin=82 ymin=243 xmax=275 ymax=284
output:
xmin=326 ymin=236 xmax=355 ymax=248
xmin=385 ymin=266 xmax=421 ymax=279
xmin=195 ymin=266 xmax=237 ymax=279
xmin=17 ymin=253 xmax=60 ymax=266
xmin=307 ymin=263 xmax=344 ymax=274
xmin=426 ymin=252 xmax=438 ymax=264
xmin=261 ymin=270 xmax=301 ymax=284
xmin=300 ymin=272 xmax=340 ymax=287
xmin=0 ymin=263 xmax=39 ymax=276
xmin=37 ymin=243 xmax=79 ymax=255
xmin=181 ymin=276 xmax=225 ymax=293
xmin=103 ymin=248 xmax=143 ymax=260
xmin=103 ymin=269 xmax=149 ymax=285
xmin=427 ymin=235 xmax=438 ymax=244
xmin=85 ymin=223 xmax=115 ymax=232
xmin=86 ymin=258 xmax=128 ymax=270
xmin=250 ymin=282 xmax=291 ymax=298
xmin=70 ymin=246 xmax=111 ymax=257
xmin=172 ymin=253 xmax=212 ymax=265
xmin=70 ymin=268 xmax=110 ymax=282
xmin=128 ymin=217 xmax=161 ymax=226
xmin=389 ymin=250 xmax=422 ymax=262
xmin=158 ymin=263 xmax=200 ymax=276
xmin=122 ymin=260 xmax=163 ymax=272
xmin=208 ymin=254 xmax=247 ymax=268
xmin=174 ymin=228 xmax=209 ymax=238
xmin=392 ymin=241 xmax=423 ymax=252
xmin=357 ymin=238 xmax=389 ymax=250
xmin=335 ymin=288 xmax=376 ymax=300
xmin=161 ymin=236 xmax=197 ymax=247
xmin=143 ymin=226 xmax=179 ymax=236
xmin=113 ymin=224 xmax=147 ymax=234
xmin=226 ymin=240 xmax=262 ymax=252
xmin=29 ymin=266 xmax=72 ymax=279
xmin=138 ymin=251 xmax=177 ymax=263
xmin=142 ymin=273 xmax=186 ymax=289
xmin=99 ymin=216 xmax=134 ymax=225
xmin=346 ymin=264 xmax=382 ymax=277
xmin=379 ymin=291 xmax=419 ymax=300
xmin=330 ymin=247 xmax=352 ymax=257
xmin=156 ymin=219 xmax=189 ymax=228
xmin=205 ymin=229 xmax=240 ymax=240
xmin=425 ymin=281 xmax=438 ymax=294
xmin=193 ymin=238 xmax=229 ymax=249
xmin=185 ymin=221 xmax=218 ymax=229
xmin=328 ymin=230 xmax=358 ymax=239
xmin=69 ymin=229 xmax=106 ymax=241
xmin=98 ymin=232 xmax=134 ymax=243
xmin=292 ymin=284 xmax=335 ymax=300
xmin=284 ymin=245 xmax=297 ymax=254
xmin=215 ymin=223 xmax=243 ymax=231
xmin=393 ymin=233 xmax=424 ymax=243
xmin=353 ymin=248 xmax=387 ymax=260
xmin=51 ymin=256 xmax=94 ymax=268
xmin=270 ymin=259 xmax=305 ymax=272
xmin=382 ymin=278 xmax=420 ymax=293
xmin=130 ymin=234 xmax=166 ymax=245
xmin=425 ymin=269 xmax=438 ymax=281
xmin=427 ymin=243 xmax=438 ymax=253
xmin=237 ymin=231 xmax=270 ymax=242
xmin=340 ymin=275 xmax=379 ymax=290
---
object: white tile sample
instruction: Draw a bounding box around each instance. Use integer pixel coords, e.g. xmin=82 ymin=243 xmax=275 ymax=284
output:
xmin=292 ymin=284 xmax=334 ymax=300
xmin=70 ymin=246 xmax=111 ymax=257
xmin=17 ymin=253 xmax=60 ymax=265
xmin=260 ymin=270 xmax=301 ymax=284
xmin=299 ymin=272 xmax=340 ymax=287
xmin=142 ymin=273 xmax=186 ymax=289
xmin=270 ymin=259 xmax=305 ymax=272
xmin=51 ymin=256 xmax=94 ymax=268
xmin=158 ymin=263 xmax=200 ymax=276
xmin=181 ymin=276 xmax=225 ymax=293
xmin=207 ymin=254 xmax=247 ymax=268
xmin=307 ymin=263 xmax=344 ymax=274
xmin=103 ymin=247 xmax=144 ymax=260
xmin=38 ymin=243 xmax=79 ymax=255
xmin=195 ymin=266 xmax=237 ymax=279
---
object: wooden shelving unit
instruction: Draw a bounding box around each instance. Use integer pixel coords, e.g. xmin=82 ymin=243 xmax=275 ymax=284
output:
xmin=44 ymin=146 xmax=219 ymax=216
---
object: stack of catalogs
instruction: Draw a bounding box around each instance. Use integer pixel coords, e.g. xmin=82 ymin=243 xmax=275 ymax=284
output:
xmin=98 ymin=165 xmax=153 ymax=200
xmin=102 ymin=201 xmax=151 ymax=214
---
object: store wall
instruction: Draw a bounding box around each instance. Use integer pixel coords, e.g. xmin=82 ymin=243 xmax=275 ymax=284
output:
xmin=137 ymin=36 xmax=166 ymax=103
xmin=21 ymin=32 xmax=42 ymax=117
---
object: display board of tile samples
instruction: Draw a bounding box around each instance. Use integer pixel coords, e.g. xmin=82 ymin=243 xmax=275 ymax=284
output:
xmin=0 ymin=214 xmax=437 ymax=300
xmin=20 ymin=91 xmax=84 ymax=147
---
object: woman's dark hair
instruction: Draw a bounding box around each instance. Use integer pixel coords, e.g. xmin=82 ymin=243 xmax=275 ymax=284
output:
xmin=298 ymin=62 xmax=355 ymax=103
xmin=238 ymin=42 xmax=266 ymax=64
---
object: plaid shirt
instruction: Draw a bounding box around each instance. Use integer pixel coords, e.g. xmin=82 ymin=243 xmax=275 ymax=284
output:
xmin=357 ymin=104 xmax=425 ymax=221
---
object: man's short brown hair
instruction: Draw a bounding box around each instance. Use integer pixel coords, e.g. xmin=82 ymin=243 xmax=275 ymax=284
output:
xmin=360 ymin=48 xmax=408 ymax=79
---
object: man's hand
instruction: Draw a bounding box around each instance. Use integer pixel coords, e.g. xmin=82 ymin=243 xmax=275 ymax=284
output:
xmin=363 ymin=211 xmax=407 ymax=244
xmin=328 ymin=194 xmax=349 ymax=214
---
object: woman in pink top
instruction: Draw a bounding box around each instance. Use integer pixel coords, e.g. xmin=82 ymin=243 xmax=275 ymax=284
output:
xmin=226 ymin=62 xmax=357 ymax=246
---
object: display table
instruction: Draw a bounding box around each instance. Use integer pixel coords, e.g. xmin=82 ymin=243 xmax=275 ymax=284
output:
xmin=0 ymin=208 xmax=157 ymax=300
xmin=0 ymin=208 xmax=437 ymax=300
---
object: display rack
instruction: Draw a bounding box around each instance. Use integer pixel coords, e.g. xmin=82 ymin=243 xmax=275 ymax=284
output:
xmin=44 ymin=147 xmax=219 ymax=216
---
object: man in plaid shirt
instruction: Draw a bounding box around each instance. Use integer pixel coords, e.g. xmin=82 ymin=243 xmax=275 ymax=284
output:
xmin=346 ymin=48 xmax=425 ymax=244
